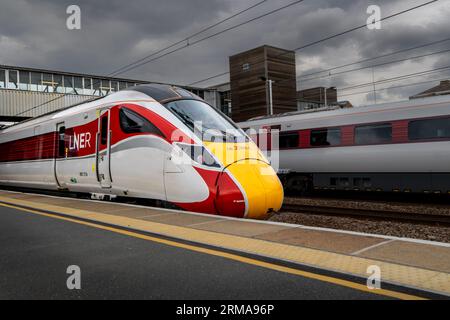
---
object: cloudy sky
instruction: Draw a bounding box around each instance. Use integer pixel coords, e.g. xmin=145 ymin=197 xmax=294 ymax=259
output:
xmin=0 ymin=0 xmax=449 ymax=106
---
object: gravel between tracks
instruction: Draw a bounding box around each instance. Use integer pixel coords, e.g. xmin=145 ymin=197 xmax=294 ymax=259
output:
xmin=283 ymin=197 xmax=450 ymax=216
xmin=271 ymin=197 xmax=450 ymax=243
xmin=269 ymin=212 xmax=450 ymax=243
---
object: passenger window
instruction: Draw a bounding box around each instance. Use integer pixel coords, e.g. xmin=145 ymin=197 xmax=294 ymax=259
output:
xmin=119 ymin=108 xmax=164 ymax=137
xmin=310 ymin=128 xmax=341 ymax=146
xmin=279 ymin=132 xmax=299 ymax=149
xmin=58 ymin=126 xmax=66 ymax=158
xmin=408 ymin=117 xmax=450 ymax=140
xmin=355 ymin=123 xmax=392 ymax=145
xmin=101 ymin=116 xmax=108 ymax=145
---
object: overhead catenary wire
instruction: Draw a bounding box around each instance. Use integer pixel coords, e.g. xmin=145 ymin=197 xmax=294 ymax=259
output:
xmin=109 ymin=0 xmax=306 ymax=78
xmin=15 ymin=0 xmax=302 ymax=116
xmin=299 ymin=47 xmax=450 ymax=83
xmin=338 ymin=76 xmax=450 ymax=98
xmin=188 ymin=0 xmax=440 ymax=86
xmin=15 ymin=0 xmax=304 ymax=116
xmin=108 ymin=0 xmax=269 ymax=76
xmin=299 ymin=36 xmax=450 ymax=78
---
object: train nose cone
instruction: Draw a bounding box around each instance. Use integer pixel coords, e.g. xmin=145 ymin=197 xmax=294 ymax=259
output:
xmin=226 ymin=159 xmax=284 ymax=220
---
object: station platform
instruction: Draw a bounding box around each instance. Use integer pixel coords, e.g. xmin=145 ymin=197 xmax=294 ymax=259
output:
xmin=0 ymin=189 xmax=449 ymax=299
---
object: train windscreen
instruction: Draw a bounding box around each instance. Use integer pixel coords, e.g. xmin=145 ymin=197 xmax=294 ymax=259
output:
xmin=164 ymin=99 xmax=247 ymax=142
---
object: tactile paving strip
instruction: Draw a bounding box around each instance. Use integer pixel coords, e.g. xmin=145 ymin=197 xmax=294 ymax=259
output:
xmin=0 ymin=191 xmax=449 ymax=297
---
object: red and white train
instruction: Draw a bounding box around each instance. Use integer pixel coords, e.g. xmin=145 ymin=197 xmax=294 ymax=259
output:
xmin=239 ymin=95 xmax=450 ymax=194
xmin=0 ymin=85 xmax=283 ymax=219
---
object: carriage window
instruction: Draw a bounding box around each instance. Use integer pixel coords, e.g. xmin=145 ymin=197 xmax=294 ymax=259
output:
xmin=311 ymin=128 xmax=341 ymax=146
xmin=101 ymin=116 xmax=108 ymax=145
xmin=279 ymin=132 xmax=299 ymax=149
xmin=119 ymin=108 xmax=164 ymax=137
xmin=355 ymin=123 xmax=392 ymax=145
xmin=58 ymin=126 xmax=66 ymax=158
xmin=408 ymin=117 xmax=450 ymax=140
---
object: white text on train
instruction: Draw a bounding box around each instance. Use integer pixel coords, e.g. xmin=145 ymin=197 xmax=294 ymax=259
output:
xmin=69 ymin=132 xmax=92 ymax=151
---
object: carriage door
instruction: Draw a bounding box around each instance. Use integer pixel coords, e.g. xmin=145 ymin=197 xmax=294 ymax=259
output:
xmin=54 ymin=122 xmax=66 ymax=188
xmin=97 ymin=110 xmax=112 ymax=188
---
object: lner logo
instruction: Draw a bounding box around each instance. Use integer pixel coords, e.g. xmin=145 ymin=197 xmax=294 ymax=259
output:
xmin=69 ymin=132 xmax=92 ymax=151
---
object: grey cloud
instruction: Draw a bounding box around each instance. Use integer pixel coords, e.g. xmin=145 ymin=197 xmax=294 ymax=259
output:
xmin=0 ymin=0 xmax=449 ymax=106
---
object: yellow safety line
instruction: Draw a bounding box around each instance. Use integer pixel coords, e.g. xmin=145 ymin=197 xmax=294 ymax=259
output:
xmin=0 ymin=201 xmax=426 ymax=300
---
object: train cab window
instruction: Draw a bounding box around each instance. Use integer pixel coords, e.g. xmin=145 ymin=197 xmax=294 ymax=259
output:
xmin=58 ymin=126 xmax=66 ymax=158
xmin=279 ymin=132 xmax=299 ymax=149
xmin=119 ymin=108 xmax=164 ymax=137
xmin=164 ymin=99 xmax=246 ymax=142
xmin=408 ymin=117 xmax=450 ymax=140
xmin=355 ymin=123 xmax=392 ymax=145
xmin=310 ymin=128 xmax=341 ymax=146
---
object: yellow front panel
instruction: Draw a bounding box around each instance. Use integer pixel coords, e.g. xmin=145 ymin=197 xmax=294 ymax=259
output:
xmin=227 ymin=161 xmax=283 ymax=219
xmin=204 ymin=141 xmax=284 ymax=219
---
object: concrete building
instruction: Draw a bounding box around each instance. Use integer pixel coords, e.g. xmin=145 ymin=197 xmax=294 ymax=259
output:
xmin=410 ymin=80 xmax=450 ymax=99
xmin=0 ymin=65 xmax=218 ymax=122
xmin=229 ymin=45 xmax=297 ymax=122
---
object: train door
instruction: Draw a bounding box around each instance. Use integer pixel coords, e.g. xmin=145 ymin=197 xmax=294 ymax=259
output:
xmin=97 ymin=110 xmax=112 ymax=188
xmin=54 ymin=122 xmax=66 ymax=189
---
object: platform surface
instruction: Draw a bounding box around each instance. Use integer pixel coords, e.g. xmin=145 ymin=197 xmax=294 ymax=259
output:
xmin=0 ymin=190 xmax=449 ymax=299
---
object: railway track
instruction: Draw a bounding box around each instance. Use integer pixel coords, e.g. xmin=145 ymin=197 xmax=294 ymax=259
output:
xmin=281 ymin=202 xmax=450 ymax=226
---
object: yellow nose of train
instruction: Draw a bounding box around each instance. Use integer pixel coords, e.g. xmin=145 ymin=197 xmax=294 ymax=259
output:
xmin=204 ymin=141 xmax=284 ymax=220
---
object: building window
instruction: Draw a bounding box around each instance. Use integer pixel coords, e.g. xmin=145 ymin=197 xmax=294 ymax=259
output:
xmin=8 ymin=70 xmax=19 ymax=89
xmin=119 ymin=82 xmax=127 ymax=91
xmin=83 ymin=78 xmax=93 ymax=95
xmin=409 ymin=117 xmax=450 ymax=140
xmin=101 ymin=80 xmax=111 ymax=95
xmin=119 ymin=108 xmax=164 ymax=136
xmin=93 ymin=78 xmax=101 ymax=96
xmin=0 ymin=69 xmax=6 ymax=89
xmin=355 ymin=123 xmax=392 ymax=145
xmin=310 ymin=128 xmax=341 ymax=146
xmin=19 ymin=71 xmax=30 ymax=90
xmin=279 ymin=132 xmax=299 ymax=149
xmin=54 ymin=74 xmax=64 ymax=93
xmin=64 ymin=76 xmax=74 ymax=94
xmin=42 ymin=73 xmax=55 ymax=93
xmin=110 ymin=81 xmax=118 ymax=93
xmin=73 ymin=77 xmax=83 ymax=94
xmin=30 ymin=72 xmax=42 ymax=91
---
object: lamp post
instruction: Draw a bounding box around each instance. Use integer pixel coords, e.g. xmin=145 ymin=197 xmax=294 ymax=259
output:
xmin=260 ymin=77 xmax=274 ymax=115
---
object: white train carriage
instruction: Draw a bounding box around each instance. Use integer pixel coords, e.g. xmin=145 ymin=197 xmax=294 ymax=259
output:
xmin=239 ymin=95 xmax=450 ymax=194
xmin=0 ymin=85 xmax=283 ymax=219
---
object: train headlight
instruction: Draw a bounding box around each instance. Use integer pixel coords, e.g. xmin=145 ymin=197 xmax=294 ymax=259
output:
xmin=175 ymin=143 xmax=221 ymax=168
